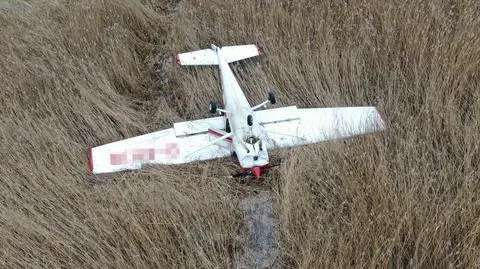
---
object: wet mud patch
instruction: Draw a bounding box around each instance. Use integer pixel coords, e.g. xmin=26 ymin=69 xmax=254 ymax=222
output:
xmin=235 ymin=191 xmax=279 ymax=269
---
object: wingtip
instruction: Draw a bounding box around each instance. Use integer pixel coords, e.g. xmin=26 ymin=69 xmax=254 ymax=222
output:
xmin=88 ymin=145 xmax=94 ymax=173
xmin=175 ymin=54 xmax=181 ymax=65
xmin=375 ymin=108 xmax=387 ymax=130
xmin=256 ymin=45 xmax=264 ymax=55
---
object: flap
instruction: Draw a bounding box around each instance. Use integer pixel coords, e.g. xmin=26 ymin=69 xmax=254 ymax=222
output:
xmin=173 ymin=116 xmax=225 ymax=137
xmin=253 ymin=106 xmax=299 ymax=124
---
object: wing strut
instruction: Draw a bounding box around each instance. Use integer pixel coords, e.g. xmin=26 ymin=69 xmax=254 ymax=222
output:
xmin=186 ymin=133 xmax=233 ymax=158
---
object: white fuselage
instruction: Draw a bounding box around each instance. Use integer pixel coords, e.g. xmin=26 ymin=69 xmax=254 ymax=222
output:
xmin=214 ymin=46 xmax=269 ymax=169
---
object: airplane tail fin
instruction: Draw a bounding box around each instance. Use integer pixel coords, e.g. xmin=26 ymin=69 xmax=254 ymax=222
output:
xmin=175 ymin=44 xmax=263 ymax=66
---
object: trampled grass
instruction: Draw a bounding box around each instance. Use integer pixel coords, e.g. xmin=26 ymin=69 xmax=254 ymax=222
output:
xmin=1 ymin=0 xmax=479 ymax=268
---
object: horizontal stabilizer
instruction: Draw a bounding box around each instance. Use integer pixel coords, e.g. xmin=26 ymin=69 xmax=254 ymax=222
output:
xmin=175 ymin=44 xmax=262 ymax=66
xmin=176 ymin=49 xmax=218 ymax=66
xmin=221 ymin=45 xmax=262 ymax=63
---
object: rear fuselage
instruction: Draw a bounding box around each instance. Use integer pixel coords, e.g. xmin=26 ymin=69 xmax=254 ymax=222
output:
xmin=213 ymin=46 xmax=269 ymax=169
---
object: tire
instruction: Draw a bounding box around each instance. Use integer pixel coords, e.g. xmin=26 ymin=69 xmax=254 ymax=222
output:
xmin=225 ymin=119 xmax=231 ymax=133
xmin=268 ymin=91 xmax=276 ymax=104
xmin=247 ymin=114 xmax=253 ymax=126
xmin=209 ymin=101 xmax=217 ymax=113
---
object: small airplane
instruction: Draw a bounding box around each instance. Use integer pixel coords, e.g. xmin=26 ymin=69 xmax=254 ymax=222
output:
xmin=89 ymin=44 xmax=385 ymax=178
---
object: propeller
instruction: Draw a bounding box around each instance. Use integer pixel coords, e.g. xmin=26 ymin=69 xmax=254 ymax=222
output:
xmin=230 ymin=163 xmax=280 ymax=180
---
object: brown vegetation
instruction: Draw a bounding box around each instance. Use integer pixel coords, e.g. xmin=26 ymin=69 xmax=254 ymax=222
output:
xmin=1 ymin=0 xmax=479 ymax=268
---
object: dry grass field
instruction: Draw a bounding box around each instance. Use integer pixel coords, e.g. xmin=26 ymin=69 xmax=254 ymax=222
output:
xmin=1 ymin=0 xmax=480 ymax=268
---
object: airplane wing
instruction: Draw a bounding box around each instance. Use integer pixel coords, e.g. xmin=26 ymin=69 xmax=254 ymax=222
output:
xmin=255 ymin=106 xmax=385 ymax=149
xmin=89 ymin=116 xmax=231 ymax=174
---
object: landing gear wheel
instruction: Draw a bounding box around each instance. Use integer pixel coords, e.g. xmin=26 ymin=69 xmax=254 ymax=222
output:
xmin=225 ymin=119 xmax=231 ymax=133
xmin=209 ymin=101 xmax=217 ymax=113
xmin=247 ymin=114 xmax=253 ymax=126
xmin=268 ymin=91 xmax=276 ymax=105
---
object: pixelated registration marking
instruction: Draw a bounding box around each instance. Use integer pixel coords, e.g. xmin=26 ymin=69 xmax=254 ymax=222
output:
xmin=109 ymin=143 xmax=180 ymax=165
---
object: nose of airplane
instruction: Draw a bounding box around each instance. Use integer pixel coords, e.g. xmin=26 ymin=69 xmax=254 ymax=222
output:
xmin=252 ymin=166 xmax=262 ymax=178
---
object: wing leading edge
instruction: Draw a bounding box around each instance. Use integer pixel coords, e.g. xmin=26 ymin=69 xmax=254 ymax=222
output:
xmin=258 ymin=106 xmax=385 ymax=149
xmin=90 ymin=118 xmax=231 ymax=174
